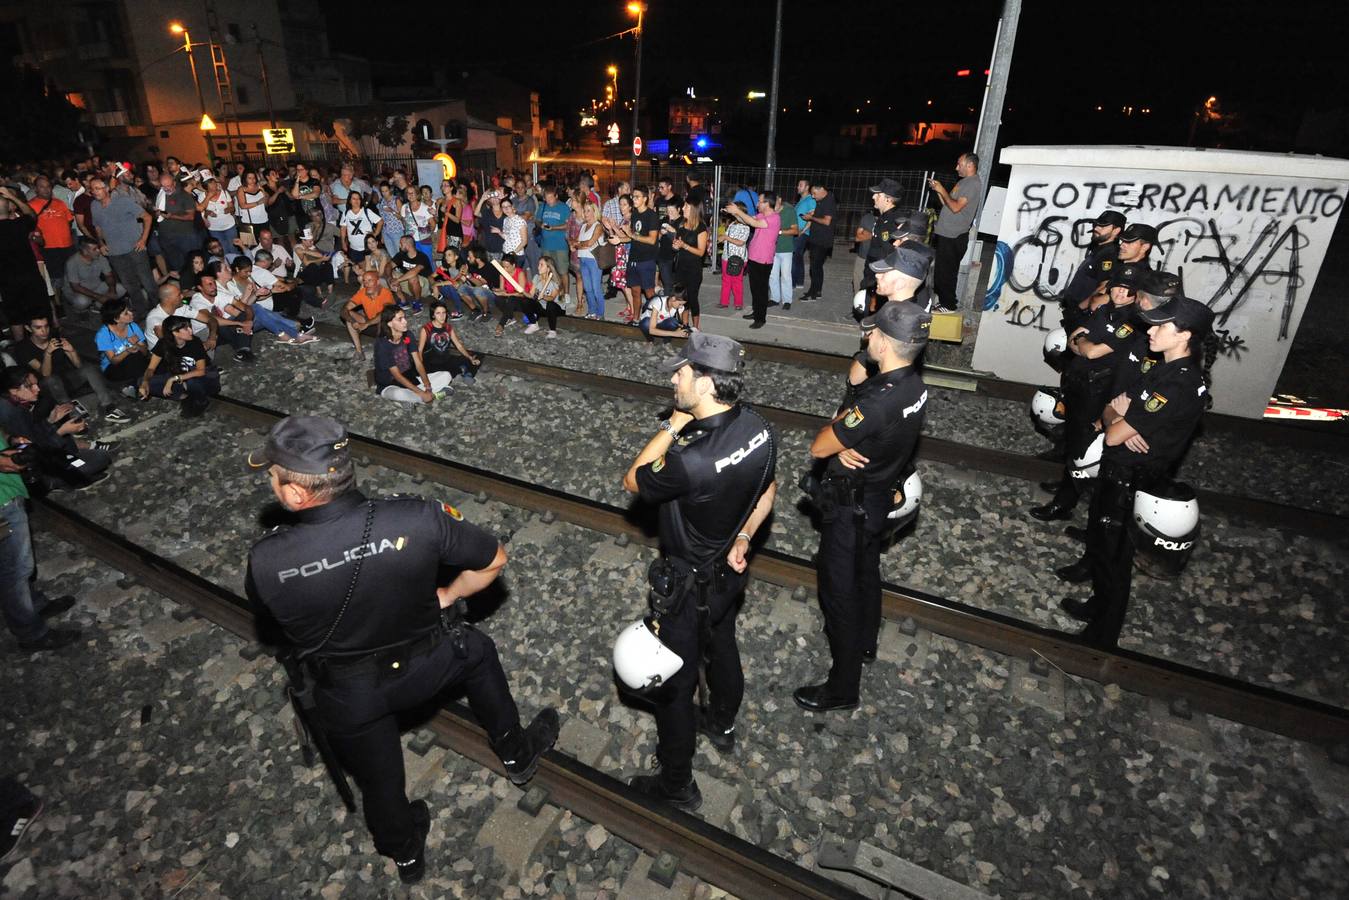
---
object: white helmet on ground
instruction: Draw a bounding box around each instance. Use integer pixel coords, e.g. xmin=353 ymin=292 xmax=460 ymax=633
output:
xmin=613 ymin=618 xmax=684 ymax=692
xmin=1131 ymin=483 xmax=1201 ymax=578
xmin=1069 ymin=433 xmax=1104 ymax=480
xmin=888 ymin=469 xmax=922 ymax=524
xmin=852 ymin=289 xmax=868 ymax=314
xmin=1030 ymin=388 xmax=1067 ymax=427
xmin=1043 ymin=327 xmax=1068 ymax=357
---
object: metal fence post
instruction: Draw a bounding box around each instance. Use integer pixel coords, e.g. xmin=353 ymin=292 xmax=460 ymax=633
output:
xmin=710 ymin=165 xmax=722 ymax=270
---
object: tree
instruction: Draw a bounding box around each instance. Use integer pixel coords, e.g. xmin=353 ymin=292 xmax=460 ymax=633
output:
xmin=0 ymin=66 xmax=85 ymax=160
xmin=301 ymin=98 xmax=409 ymax=150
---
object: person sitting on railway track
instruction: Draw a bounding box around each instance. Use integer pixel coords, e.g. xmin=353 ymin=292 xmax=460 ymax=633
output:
xmin=93 ymin=298 xmax=151 ymax=389
xmin=343 ymin=269 xmax=396 ymax=361
xmin=390 ymin=235 xmax=431 ymax=312
xmin=489 ymin=253 xmax=532 ymax=338
xmin=219 ymin=258 xmax=317 ymax=346
xmin=373 ymin=307 xmax=452 ymax=404
xmin=416 ymin=301 xmax=481 ymax=385
xmin=430 ymin=247 xmax=480 ymax=321
xmin=192 ymin=272 xmax=255 ymax=362
xmin=137 ymin=315 xmax=221 ymax=418
xmin=12 ymin=313 xmax=127 ymax=424
xmin=638 ymin=285 xmax=690 ymax=347
xmin=460 ymin=245 xmax=499 ymax=322
xmin=519 ymin=255 xmax=566 ymax=338
xmin=0 ymin=366 xmax=114 ymax=493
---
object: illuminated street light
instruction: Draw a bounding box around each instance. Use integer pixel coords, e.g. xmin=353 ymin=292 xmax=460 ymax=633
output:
xmin=169 ymin=21 xmax=214 ymax=164
xmin=747 ymin=91 xmax=766 ymax=100
xmin=626 ymin=2 xmax=646 ymax=180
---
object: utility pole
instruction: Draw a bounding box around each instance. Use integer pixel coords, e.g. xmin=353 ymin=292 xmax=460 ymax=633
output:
xmin=170 ymin=23 xmax=214 ymax=165
xmin=628 ymin=3 xmax=645 ymax=182
xmin=956 ymin=0 xmax=1022 ymax=311
xmin=252 ymin=23 xmax=276 ymax=129
xmin=764 ymin=0 xmax=784 ymax=191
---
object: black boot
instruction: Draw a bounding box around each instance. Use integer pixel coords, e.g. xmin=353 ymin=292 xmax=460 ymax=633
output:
xmin=1058 ymin=596 xmax=1098 ymax=622
xmin=1029 ymin=502 xmax=1073 ymax=522
xmin=697 ymin=708 xmax=735 ymax=753
xmin=629 ymin=774 xmax=702 ymax=813
xmin=394 ymin=799 xmax=430 ymax=885
xmin=792 ymin=683 xmax=858 ymax=712
xmin=1055 ymin=560 xmax=1092 ymax=583
xmin=492 ymin=708 xmax=560 ymax=785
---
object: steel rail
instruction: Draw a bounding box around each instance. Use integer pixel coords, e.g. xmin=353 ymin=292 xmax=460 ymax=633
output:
xmin=209 ymin=395 xmax=1349 ymax=748
xmin=31 ymin=498 xmax=861 ymax=900
xmin=476 ymin=352 xmax=1346 ymax=537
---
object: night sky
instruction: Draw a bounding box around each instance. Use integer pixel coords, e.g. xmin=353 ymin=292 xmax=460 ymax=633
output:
xmin=325 ymin=0 xmax=1346 ymax=161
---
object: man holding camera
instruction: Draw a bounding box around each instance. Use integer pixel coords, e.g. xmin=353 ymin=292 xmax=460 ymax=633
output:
xmin=0 ymin=367 xmax=114 ymax=493
xmin=12 ymin=313 xmax=128 ymax=424
xmin=621 ymin=334 xmax=777 ymax=811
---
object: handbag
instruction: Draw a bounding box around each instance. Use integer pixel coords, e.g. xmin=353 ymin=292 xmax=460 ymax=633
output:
xmin=593 ymin=236 xmax=616 ymax=271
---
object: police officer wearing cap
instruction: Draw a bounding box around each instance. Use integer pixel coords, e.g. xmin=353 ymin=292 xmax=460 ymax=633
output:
xmin=1032 ymin=261 xmax=1148 ymax=524
xmin=245 ymin=416 xmax=559 ymax=885
xmin=796 ymin=301 xmax=930 ymax=712
xmin=621 ymin=333 xmax=777 ymax=811
xmin=1110 ymin=269 xmax=1183 ymax=399
xmin=1061 ymin=211 xmax=1126 ymax=330
xmin=1059 ymin=296 xmax=1215 ymax=648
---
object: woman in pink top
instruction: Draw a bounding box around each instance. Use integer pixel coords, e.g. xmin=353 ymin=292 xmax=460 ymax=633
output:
xmin=724 ymin=192 xmax=781 ymax=329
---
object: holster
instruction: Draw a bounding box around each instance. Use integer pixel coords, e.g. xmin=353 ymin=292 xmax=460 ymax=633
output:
xmin=813 ymin=474 xmax=862 ymax=524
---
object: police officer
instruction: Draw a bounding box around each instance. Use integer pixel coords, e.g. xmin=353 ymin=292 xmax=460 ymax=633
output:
xmin=1060 ymin=295 xmax=1215 ymax=648
xmin=1032 ymin=262 xmax=1147 ymax=524
xmin=795 ymin=300 xmax=930 ymax=712
xmin=245 ymin=416 xmax=559 ymax=885
xmin=1110 ymin=269 xmax=1182 ymax=399
xmin=621 ymin=334 xmax=777 ymax=811
xmin=1061 ymin=210 xmax=1126 ymax=330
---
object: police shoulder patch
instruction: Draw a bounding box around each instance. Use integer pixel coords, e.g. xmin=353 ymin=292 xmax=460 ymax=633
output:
xmin=440 ymin=502 xmax=464 ymax=521
xmin=1144 ymin=393 xmax=1168 ymax=413
xmin=1114 ymin=324 xmax=1133 ymax=339
xmin=1140 ymin=358 xmax=1155 ymax=373
xmin=843 ymin=406 xmax=865 ymax=428
xmin=1101 ymin=259 xmax=1114 ymax=272
xmin=652 ymin=455 xmax=665 ymax=473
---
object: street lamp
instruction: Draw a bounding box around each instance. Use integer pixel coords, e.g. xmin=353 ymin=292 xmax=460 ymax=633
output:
xmin=626 ymin=2 xmax=645 ymax=180
xmin=169 ymin=21 xmax=215 ymax=164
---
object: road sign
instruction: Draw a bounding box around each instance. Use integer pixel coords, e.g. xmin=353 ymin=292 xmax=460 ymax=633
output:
xmin=263 ymin=128 xmax=295 ymax=154
xmin=632 ymin=136 xmax=643 ymax=157
xmin=607 ymin=123 xmax=620 ymax=145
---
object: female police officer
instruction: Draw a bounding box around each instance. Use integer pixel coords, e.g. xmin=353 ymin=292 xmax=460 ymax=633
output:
xmin=246 ymin=415 xmax=558 ymax=884
xmin=1058 ymin=293 xmax=1215 ymax=648
xmin=621 ymin=333 xmax=777 ymax=812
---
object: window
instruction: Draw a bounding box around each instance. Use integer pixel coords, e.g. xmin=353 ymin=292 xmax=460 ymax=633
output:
xmin=160 ymin=130 xmax=171 ymax=139
xmin=414 ymin=119 xmax=433 ymax=142
xmin=236 ymin=85 xmax=250 ymax=105
xmin=227 ymin=23 xmax=242 ymax=43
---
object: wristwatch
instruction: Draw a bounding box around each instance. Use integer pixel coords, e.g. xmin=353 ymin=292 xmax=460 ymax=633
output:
xmin=658 ymin=419 xmax=677 ymax=437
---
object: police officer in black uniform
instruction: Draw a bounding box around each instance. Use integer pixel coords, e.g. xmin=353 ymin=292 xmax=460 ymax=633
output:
xmin=1060 ymin=210 xmax=1126 ymax=330
xmin=1032 ymin=262 xmax=1148 ymax=523
xmin=622 ymin=333 xmax=777 ymax=811
xmin=245 ymin=416 xmax=559 ymax=885
xmin=1060 ymin=295 xmax=1214 ymax=648
xmin=1110 ymin=269 xmax=1183 ymax=399
xmin=860 ymin=179 xmax=933 ymax=314
xmin=795 ymin=297 xmax=930 ymax=712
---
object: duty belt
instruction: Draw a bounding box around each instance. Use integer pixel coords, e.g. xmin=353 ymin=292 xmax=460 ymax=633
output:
xmin=311 ymin=627 xmax=445 ymax=683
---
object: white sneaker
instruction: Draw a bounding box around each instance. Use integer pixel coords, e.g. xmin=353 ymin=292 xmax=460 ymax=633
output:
xmin=546 ymin=330 xmax=558 ymax=339
xmin=523 ymin=322 xmax=539 ymax=334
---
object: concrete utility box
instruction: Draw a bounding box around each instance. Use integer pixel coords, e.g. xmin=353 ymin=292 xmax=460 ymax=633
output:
xmin=973 ymin=145 xmax=1349 ymax=418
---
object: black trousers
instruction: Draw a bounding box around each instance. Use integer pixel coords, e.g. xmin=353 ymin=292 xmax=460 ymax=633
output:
xmin=933 ymin=231 xmax=969 ymax=311
xmin=651 ymin=565 xmax=747 ymax=789
xmin=816 ymin=492 xmax=888 ymax=699
xmin=521 ymin=297 xmax=564 ymax=330
xmin=313 ymin=627 xmax=520 ymax=859
xmin=806 ymin=242 xmax=830 ymax=297
xmin=1082 ymin=464 xmax=1143 ymax=648
xmin=746 ymin=260 xmax=771 ymax=323
xmin=676 ymin=265 xmax=703 ymax=317
xmin=1050 ymin=374 xmax=1113 ymax=510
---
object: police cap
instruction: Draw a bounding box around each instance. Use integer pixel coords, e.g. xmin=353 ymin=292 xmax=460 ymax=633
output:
xmin=1121 ymin=222 xmax=1159 ymax=245
xmin=1108 ymin=263 xmax=1147 ymax=290
xmin=1138 ymin=268 xmax=1183 ymax=300
xmin=663 ymin=332 xmax=745 ymax=373
xmin=897 ymin=211 xmax=929 ymax=239
xmin=868 ymin=177 xmax=905 ymax=199
xmin=247 ymin=415 xmax=352 ymax=474
xmin=1138 ymin=295 xmax=1214 ymax=337
xmin=868 ymin=246 xmax=930 ymax=278
xmin=860 ymin=300 xmax=932 ymax=343
xmin=1095 ymin=210 xmax=1127 ymax=228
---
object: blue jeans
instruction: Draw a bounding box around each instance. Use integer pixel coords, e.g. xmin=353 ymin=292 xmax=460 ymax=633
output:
xmin=1 ymin=498 xmax=48 ymax=642
xmin=580 ymin=257 xmax=604 ymax=318
xmin=770 ymin=250 xmax=793 ymax=303
xmin=791 ymin=233 xmax=809 ymax=288
xmin=208 ymin=226 xmax=239 ymax=252
xmin=382 ymin=228 xmax=403 ymax=258
xmin=250 ymin=304 xmax=299 ymax=338
xmin=438 ymin=285 xmax=464 ymax=314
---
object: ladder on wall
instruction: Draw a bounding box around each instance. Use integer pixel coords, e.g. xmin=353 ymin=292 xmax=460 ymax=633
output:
xmin=204 ymin=0 xmax=243 ymax=157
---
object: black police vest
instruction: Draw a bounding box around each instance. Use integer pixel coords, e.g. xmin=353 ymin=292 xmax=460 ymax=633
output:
xmin=659 ymin=406 xmax=776 ymax=566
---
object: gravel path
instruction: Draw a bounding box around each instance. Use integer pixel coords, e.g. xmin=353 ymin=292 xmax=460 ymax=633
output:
xmin=8 ymin=413 xmax=1345 ymax=900
xmin=212 ymin=341 xmax=1349 ymax=708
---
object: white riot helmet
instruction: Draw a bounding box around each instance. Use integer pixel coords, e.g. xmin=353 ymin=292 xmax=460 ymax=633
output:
xmin=852 ymin=289 xmax=868 ymax=314
xmin=1130 ymin=483 xmax=1201 ymax=578
xmin=1069 ymin=433 xmax=1104 ymax=480
xmin=1030 ymin=387 xmax=1067 ymax=427
xmin=612 ymin=618 xmax=684 ymax=692
xmin=1043 ymin=327 xmax=1068 ymax=357
xmin=886 ymin=469 xmax=922 ymax=532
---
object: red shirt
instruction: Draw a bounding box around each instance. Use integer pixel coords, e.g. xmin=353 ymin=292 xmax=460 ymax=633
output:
xmin=32 ymin=198 xmax=75 ymax=250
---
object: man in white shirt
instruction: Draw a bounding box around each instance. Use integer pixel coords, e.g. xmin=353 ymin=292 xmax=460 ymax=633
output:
xmin=193 ymin=273 xmax=255 ymax=361
xmin=246 ymin=228 xmax=295 ymax=277
xmin=144 ymin=282 xmax=217 ymax=352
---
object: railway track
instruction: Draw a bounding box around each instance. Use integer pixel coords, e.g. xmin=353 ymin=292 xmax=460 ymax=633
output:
xmin=553 ymin=315 xmax=1347 ymax=453
xmin=31 ymin=498 xmax=864 ymax=900
xmin=208 ymin=393 xmax=1349 ymax=750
